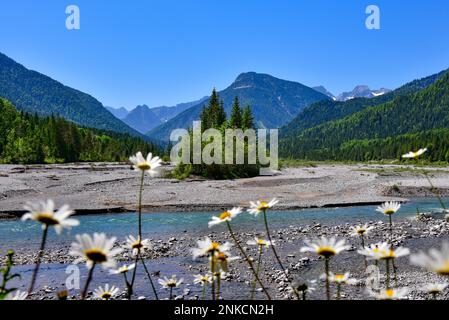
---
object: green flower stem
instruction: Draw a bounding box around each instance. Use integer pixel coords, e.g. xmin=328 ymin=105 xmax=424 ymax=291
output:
xmin=28 ymin=226 xmax=48 ymax=295
xmin=422 ymin=170 xmax=446 ymax=211
xmin=202 ymin=285 xmax=206 ymax=300
xmin=336 ymin=284 xmax=341 ymax=300
xmin=226 ymin=221 xmax=271 ymax=300
xmin=138 ymin=171 xmax=145 ymax=239
xmin=210 ymin=255 xmax=216 ymax=301
xmin=169 ymin=287 xmax=173 ymax=300
xmin=385 ymin=259 xmax=391 ymax=290
xmin=360 ymin=235 xmax=367 ymax=269
xmin=388 ymin=214 xmax=393 ymax=244
xmin=81 ymin=263 xmax=96 ymax=300
xmin=124 ymin=273 xmax=132 ymax=299
xmin=141 ymin=257 xmax=159 ymax=300
xmin=250 ymin=246 xmax=263 ymax=300
xmin=324 ymin=257 xmax=331 ymax=300
xmin=129 ymin=252 xmax=140 ymax=299
xmin=302 ymin=291 xmax=307 ymax=300
xmin=262 ymin=209 xmax=300 ymax=300
xmin=216 ymin=272 xmax=221 ymax=300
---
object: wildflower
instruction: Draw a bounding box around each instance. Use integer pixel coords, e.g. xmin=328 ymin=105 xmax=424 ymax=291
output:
xmin=191 ymin=237 xmax=232 ymax=259
xmin=378 ymin=246 xmax=410 ymax=261
xmin=125 ymin=235 xmax=152 ymax=256
xmin=110 ymin=263 xmax=136 ymax=275
xmin=291 ymin=279 xmax=317 ymax=300
xmin=93 ymin=284 xmax=120 ymax=300
xmin=208 ymin=207 xmax=242 ymax=227
xmin=194 ymin=274 xmax=213 ymax=287
xmin=402 ymin=148 xmax=427 ymax=159
xmin=129 ymin=151 xmax=162 ymax=176
xmin=246 ymin=238 xmax=274 ymax=248
xmin=350 ymin=224 xmax=374 ymax=238
xmin=4 ymin=290 xmax=28 ymax=300
xmin=376 ymin=201 xmax=401 ymax=216
xmin=70 ymin=233 xmax=122 ymax=270
xmin=248 ymin=199 xmax=279 ymax=216
xmin=301 ymin=237 xmax=350 ymax=300
xmin=371 ymin=288 xmax=409 ymax=300
xmin=300 ymin=237 xmax=350 ymax=258
xmin=22 ymin=199 xmax=78 ymax=235
xmin=410 ymin=242 xmax=449 ymax=276
xmin=424 ymin=283 xmax=448 ymax=297
xmin=358 ymin=243 xmax=385 ymax=261
xmin=213 ymin=251 xmax=239 ymax=273
xmin=324 ymin=272 xmax=358 ymax=285
xmin=159 ymin=275 xmax=183 ymax=300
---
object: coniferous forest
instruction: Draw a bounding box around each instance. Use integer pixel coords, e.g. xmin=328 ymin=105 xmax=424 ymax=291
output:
xmin=0 ymin=98 xmax=160 ymax=164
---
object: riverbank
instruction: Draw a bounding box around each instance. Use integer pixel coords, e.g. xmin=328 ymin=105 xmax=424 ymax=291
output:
xmin=2 ymin=162 xmax=449 ymax=219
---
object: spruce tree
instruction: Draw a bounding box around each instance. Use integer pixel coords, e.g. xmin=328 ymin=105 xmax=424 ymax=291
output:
xmin=230 ymin=96 xmax=243 ymax=128
xmin=242 ymin=105 xmax=255 ymax=130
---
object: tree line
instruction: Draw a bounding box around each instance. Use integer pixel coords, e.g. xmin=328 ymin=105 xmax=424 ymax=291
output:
xmin=0 ymin=98 xmax=160 ymax=164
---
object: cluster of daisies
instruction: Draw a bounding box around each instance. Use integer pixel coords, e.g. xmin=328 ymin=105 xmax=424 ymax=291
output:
xmin=2 ymin=148 xmax=449 ymax=301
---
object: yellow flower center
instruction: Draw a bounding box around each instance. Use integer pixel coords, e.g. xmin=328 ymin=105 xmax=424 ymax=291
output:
xmin=380 ymin=250 xmax=394 ymax=260
xmin=216 ymin=252 xmax=228 ymax=262
xmin=317 ymin=247 xmax=336 ymax=258
xmin=385 ymin=289 xmax=394 ymax=298
xmin=258 ymin=202 xmax=269 ymax=210
xmin=167 ymin=281 xmax=177 ymax=288
xmin=257 ymin=239 xmax=267 ymax=246
xmin=384 ymin=209 xmax=395 ymax=215
xmin=357 ymin=229 xmax=366 ymax=235
xmin=36 ymin=212 xmax=59 ymax=226
xmin=101 ymin=292 xmax=112 ymax=300
xmin=219 ymin=211 xmax=231 ymax=220
xmin=208 ymin=242 xmax=220 ymax=253
xmin=137 ymin=162 xmax=151 ymax=171
xmin=334 ymin=274 xmax=345 ymax=281
xmin=132 ymin=241 xmax=143 ymax=250
xmin=436 ymin=261 xmax=449 ymax=276
xmin=84 ymin=249 xmax=108 ymax=263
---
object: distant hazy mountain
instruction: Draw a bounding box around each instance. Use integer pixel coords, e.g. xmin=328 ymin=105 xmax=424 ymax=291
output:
xmin=313 ymin=86 xmax=336 ymax=100
xmin=0 ymin=52 xmax=140 ymax=136
xmin=106 ymin=106 xmax=129 ymax=119
xmin=148 ymin=72 xmax=330 ymax=141
xmin=119 ymin=97 xmax=208 ymax=134
xmin=336 ymin=85 xmax=391 ymax=101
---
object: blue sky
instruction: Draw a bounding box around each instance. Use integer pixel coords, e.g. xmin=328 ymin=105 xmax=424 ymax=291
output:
xmin=1 ymin=0 xmax=449 ymax=109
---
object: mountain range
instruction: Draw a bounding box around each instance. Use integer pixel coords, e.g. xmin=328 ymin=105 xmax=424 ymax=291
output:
xmin=147 ymin=72 xmax=331 ymax=141
xmin=0 ymin=52 xmax=141 ymax=137
xmin=280 ymin=68 xmax=449 ymax=161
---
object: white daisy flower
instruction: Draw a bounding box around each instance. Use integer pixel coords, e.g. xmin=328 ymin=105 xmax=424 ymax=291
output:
xmin=350 ymin=224 xmax=374 ymax=237
xmin=291 ymin=279 xmax=317 ymax=294
xmin=191 ymin=237 xmax=232 ymax=259
xmin=246 ymin=237 xmax=274 ymax=248
xmin=378 ymin=246 xmax=410 ymax=261
xmin=4 ymin=290 xmax=28 ymax=300
xmin=125 ymin=235 xmax=152 ymax=256
xmin=158 ymin=275 xmax=183 ymax=289
xmin=358 ymin=243 xmax=386 ymax=260
xmin=208 ymin=207 xmax=243 ymax=227
xmin=423 ymin=283 xmax=448 ymax=295
xmin=323 ymin=272 xmax=358 ymax=285
xmin=93 ymin=284 xmax=120 ymax=300
xmin=22 ymin=199 xmax=78 ymax=235
xmin=70 ymin=233 xmax=122 ymax=269
xmin=371 ymin=288 xmax=409 ymax=300
xmin=129 ymin=152 xmax=162 ymax=176
xmin=247 ymin=199 xmax=279 ymax=216
xmin=376 ymin=201 xmax=401 ymax=216
xmin=193 ymin=274 xmax=213 ymax=287
xmin=402 ymin=148 xmax=427 ymax=159
xmin=300 ymin=237 xmax=350 ymax=258
xmin=109 ymin=263 xmax=136 ymax=275
xmin=410 ymin=242 xmax=449 ymax=276
xmin=213 ymin=251 xmax=240 ymax=273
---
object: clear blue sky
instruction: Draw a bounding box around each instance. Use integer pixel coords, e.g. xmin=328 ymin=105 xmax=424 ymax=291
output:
xmin=1 ymin=0 xmax=449 ymax=109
